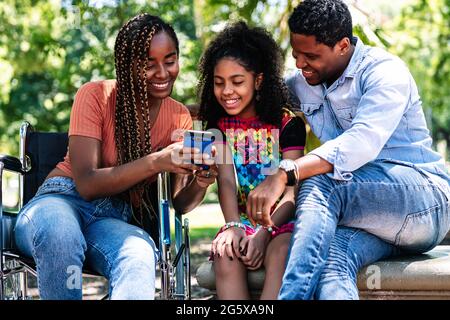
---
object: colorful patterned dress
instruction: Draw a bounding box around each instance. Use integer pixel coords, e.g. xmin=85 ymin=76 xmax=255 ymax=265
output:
xmin=216 ymin=109 xmax=306 ymax=235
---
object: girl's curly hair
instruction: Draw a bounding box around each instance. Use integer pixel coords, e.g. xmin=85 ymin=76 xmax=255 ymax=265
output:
xmin=197 ymin=21 xmax=289 ymax=129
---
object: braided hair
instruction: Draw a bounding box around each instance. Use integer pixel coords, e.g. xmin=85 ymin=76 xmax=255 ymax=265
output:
xmin=114 ymin=13 xmax=179 ymax=225
xmin=197 ymin=21 xmax=289 ymax=129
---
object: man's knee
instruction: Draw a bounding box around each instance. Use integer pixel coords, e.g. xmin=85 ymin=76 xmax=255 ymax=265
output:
xmin=299 ymin=174 xmax=339 ymax=197
xmin=321 ymin=227 xmax=362 ymax=278
xmin=322 ymin=227 xmax=395 ymax=279
xmin=296 ymin=174 xmax=342 ymax=212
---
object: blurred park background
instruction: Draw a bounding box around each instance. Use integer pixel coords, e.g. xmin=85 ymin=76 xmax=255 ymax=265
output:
xmin=0 ymin=0 xmax=449 ymax=158
xmin=1 ymin=0 xmax=450 ymax=242
xmin=1 ymin=0 xmax=449 ymax=209
xmin=1 ymin=0 xmax=449 ymax=200
xmin=0 ymin=0 xmax=449 ymax=298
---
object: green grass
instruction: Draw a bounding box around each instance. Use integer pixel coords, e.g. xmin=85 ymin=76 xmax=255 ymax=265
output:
xmin=189 ymin=226 xmax=218 ymax=241
xmin=169 ymin=226 xmax=217 ymax=243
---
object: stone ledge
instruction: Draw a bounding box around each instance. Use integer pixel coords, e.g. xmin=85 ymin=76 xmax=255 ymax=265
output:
xmin=358 ymin=245 xmax=450 ymax=291
xmin=196 ymin=245 xmax=450 ymax=298
xmin=196 ymin=261 xmax=265 ymax=291
xmin=359 ymin=290 xmax=450 ymax=300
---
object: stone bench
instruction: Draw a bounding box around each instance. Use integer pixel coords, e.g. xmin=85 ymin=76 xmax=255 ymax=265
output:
xmin=188 ymin=104 xmax=450 ymax=299
xmin=196 ymin=239 xmax=450 ymax=300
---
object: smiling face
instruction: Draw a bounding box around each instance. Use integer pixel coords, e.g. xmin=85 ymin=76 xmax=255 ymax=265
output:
xmin=138 ymin=31 xmax=179 ymax=100
xmin=290 ymin=32 xmax=352 ymax=86
xmin=213 ymin=58 xmax=262 ymax=118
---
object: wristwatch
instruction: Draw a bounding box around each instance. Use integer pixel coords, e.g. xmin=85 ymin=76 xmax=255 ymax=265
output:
xmin=278 ymin=159 xmax=298 ymax=186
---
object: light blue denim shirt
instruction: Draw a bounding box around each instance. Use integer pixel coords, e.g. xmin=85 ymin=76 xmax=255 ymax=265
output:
xmin=286 ymin=37 xmax=449 ymax=184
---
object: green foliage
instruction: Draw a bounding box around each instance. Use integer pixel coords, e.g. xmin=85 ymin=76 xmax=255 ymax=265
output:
xmin=0 ymin=0 xmax=201 ymax=154
xmin=0 ymin=0 xmax=448 ymax=159
xmin=389 ymin=0 xmax=450 ymax=146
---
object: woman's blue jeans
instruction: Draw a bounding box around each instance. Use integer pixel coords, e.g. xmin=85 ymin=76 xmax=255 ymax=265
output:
xmin=279 ymin=161 xmax=450 ymax=300
xmin=14 ymin=176 xmax=159 ymax=300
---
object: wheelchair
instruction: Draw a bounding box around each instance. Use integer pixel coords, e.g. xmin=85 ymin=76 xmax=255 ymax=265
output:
xmin=0 ymin=121 xmax=191 ymax=300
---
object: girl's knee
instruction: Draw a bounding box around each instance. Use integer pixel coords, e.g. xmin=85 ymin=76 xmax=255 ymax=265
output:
xmin=116 ymin=234 xmax=158 ymax=268
xmin=111 ymin=246 xmax=157 ymax=281
xmin=213 ymin=256 xmax=242 ymax=277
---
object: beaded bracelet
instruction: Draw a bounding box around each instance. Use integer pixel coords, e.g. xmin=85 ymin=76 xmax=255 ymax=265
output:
xmin=263 ymin=224 xmax=280 ymax=236
xmin=221 ymin=221 xmax=246 ymax=232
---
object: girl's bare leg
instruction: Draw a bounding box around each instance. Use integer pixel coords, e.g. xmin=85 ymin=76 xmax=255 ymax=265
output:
xmin=260 ymin=233 xmax=291 ymax=300
xmin=214 ymin=254 xmax=250 ymax=300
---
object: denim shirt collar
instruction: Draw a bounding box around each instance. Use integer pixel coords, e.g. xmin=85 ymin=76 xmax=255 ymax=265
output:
xmin=323 ymin=37 xmax=366 ymax=92
xmin=341 ymin=37 xmax=366 ymax=79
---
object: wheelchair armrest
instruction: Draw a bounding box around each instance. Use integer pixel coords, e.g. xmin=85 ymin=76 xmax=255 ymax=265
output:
xmin=0 ymin=154 xmax=25 ymax=174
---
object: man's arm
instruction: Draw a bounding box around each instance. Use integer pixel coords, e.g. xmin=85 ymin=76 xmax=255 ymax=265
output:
xmin=249 ymin=58 xmax=413 ymax=226
xmin=247 ymin=153 xmax=333 ymax=226
xmin=311 ymin=58 xmax=412 ymax=181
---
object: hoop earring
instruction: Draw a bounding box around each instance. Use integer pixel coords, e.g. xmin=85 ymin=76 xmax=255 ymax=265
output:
xmin=255 ymin=90 xmax=261 ymax=102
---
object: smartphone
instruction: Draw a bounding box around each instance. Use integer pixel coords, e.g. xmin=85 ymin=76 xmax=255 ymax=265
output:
xmin=183 ymin=130 xmax=215 ymax=170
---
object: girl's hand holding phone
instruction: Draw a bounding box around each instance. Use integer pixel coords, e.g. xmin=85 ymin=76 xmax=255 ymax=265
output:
xmin=183 ymin=130 xmax=215 ymax=169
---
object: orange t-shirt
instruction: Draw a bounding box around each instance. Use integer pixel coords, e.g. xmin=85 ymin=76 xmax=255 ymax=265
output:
xmin=56 ymin=80 xmax=193 ymax=177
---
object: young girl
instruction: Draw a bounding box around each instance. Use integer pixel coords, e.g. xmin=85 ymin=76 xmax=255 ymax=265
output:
xmin=13 ymin=14 xmax=216 ymax=300
xmin=197 ymin=21 xmax=306 ymax=299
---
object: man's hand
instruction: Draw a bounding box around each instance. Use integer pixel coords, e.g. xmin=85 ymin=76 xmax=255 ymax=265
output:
xmin=246 ymin=170 xmax=287 ymax=227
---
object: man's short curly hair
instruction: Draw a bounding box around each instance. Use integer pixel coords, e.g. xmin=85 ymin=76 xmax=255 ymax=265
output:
xmin=288 ymin=0 xmax=354 ymax=47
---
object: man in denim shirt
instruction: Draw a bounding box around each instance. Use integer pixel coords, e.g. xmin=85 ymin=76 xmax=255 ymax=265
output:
xmin=247 ymin=0 xmax=450 ymax=299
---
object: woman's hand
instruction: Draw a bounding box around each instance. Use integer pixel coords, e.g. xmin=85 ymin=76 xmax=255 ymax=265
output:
xmin=239 ymin=230 xmax=271 ymax=270
xmin=212 ymin=226 xmax=246 ymax=259
xmin=154 ymin=141 xmax=204 ymax=174
xmin=194 ymin=164 xmax=218 ymax=188
xmin=192 ymin=145 xmax=218 ymax=188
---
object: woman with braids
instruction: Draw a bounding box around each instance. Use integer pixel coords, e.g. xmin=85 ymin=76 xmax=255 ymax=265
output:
xmin=197 ymin=21 xmax=306 ymax=299
xmin=13 ymin=13 xmax=217 ymax=300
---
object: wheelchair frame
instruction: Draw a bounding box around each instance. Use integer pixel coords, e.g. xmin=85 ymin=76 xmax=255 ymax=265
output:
xmin=157 ymin=171 xmax=191 ymax=300
xmin=1 ymin=121 xmax=191 ymax=300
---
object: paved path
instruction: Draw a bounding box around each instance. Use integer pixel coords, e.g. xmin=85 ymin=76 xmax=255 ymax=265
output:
xmin=184 ymin=203 xmax=223 ymax=228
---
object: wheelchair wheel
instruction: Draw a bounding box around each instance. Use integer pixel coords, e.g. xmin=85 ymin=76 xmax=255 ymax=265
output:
xmin=2 ymin=259 xmax=30 ymax=300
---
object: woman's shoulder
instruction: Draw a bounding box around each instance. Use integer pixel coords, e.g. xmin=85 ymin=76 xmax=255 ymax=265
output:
xmin=79 ymin=79 xmax=116 ymax=91
xmin=76 ymin=80 xmax=117 ymax=100
xmin=73 ymin=80 xmax=117 ymax=114
xmin=164 ymin=97 xmax=190 ymax=115
xmin=161 ymin=97 xmax=193 ymax=130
